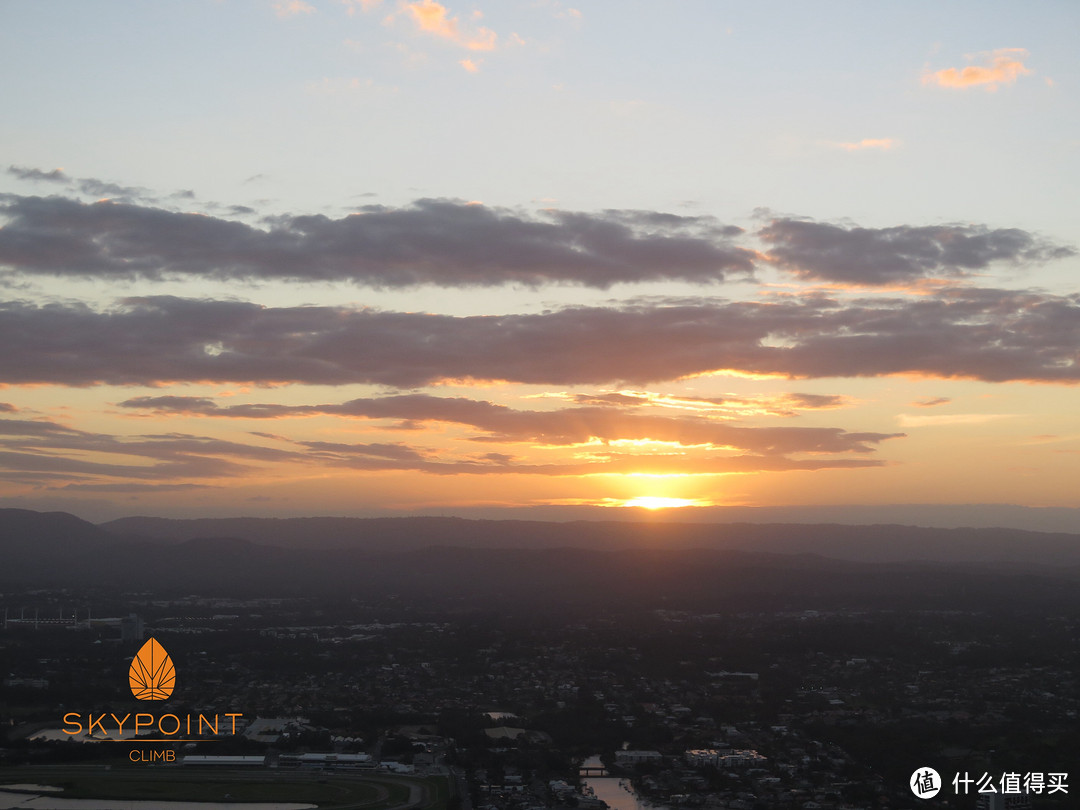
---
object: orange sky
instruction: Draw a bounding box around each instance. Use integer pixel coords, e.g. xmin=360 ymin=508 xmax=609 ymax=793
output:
xmin=1 ymin=3 xmax=1078 ymax=526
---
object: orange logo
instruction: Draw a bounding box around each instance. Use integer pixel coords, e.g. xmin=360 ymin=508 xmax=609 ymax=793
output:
xmin=128 ymin=638 xmax=176 ymax=701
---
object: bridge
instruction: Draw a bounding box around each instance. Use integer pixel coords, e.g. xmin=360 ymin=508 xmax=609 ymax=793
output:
xmin=578 ymin=765 xmax=608 ymax=777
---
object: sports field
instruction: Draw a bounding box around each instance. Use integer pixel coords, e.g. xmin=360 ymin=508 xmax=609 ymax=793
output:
xmin=0 ymin=766 xmax=445 ymax=809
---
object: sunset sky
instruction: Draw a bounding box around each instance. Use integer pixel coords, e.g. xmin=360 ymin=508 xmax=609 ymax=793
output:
xmin=2 ymin=1 xmax=1079 ymax=525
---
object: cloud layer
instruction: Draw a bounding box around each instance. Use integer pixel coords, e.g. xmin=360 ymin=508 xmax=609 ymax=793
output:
xmin=923 ymin=48 xmax=1033 ymax=91
xmin=3 ymin=190 xmax=1069 ymax=290
xmin=759 ymin=218 xmax=1072 ymax=285
xmin=0 ymin=403 xmax=894 ymax=489
xmin=2 ymin=289 xmax=1078 ymax=387
xmin=118 ymin=393 xmax=902 ymax=454
xmin=0 ymin=195 xmax=753 ymax=288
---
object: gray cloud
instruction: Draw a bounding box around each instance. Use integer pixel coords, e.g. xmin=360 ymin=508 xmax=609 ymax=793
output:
xmin=0 ymin=415 xmax=304 ymax=483
xmin=2 ymin=289 xmax=1079 ymax=387
xmin=913 ymin=397 xmax=951 ymax=408
xmin=0 ymin=194 xmax=752 ymax=288
xmin=5 ymin=191 xmax=1071 ymax=289
xmin=563 ymin=391 xmax=848 ymax=416
xmin=5 ymin=167 xmax=148 ymax=202
xmin=57 ymin=482 xmax=216 ymax=493
xmin=783 ymin=393 xmax=849 ymax=410
xmin=7 ymin=165 xmax=69 ymax=183
xmin=0 ymin=411 xmax=889 ymax=488
xmin=75 ymin=178 xmax=147 ymax=200
xmin=119 ymin=393 xmax=902 ymax=455
xmin=759 ymin=218 xmax=1074 ymax=285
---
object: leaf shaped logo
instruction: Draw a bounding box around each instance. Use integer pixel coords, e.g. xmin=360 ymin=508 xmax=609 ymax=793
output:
xmin=128 ymin=637 xmax=175 ymax=701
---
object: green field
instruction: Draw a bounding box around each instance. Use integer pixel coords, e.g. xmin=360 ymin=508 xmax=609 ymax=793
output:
xmin=0 ymin=766 xmax=434 ymax=809
xmin=59 ymin=775 xmax=383 ymax=804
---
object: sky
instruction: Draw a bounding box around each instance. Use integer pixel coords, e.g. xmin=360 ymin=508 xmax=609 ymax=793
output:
xmin=1 ymin=1 xmax=1079 ymax=527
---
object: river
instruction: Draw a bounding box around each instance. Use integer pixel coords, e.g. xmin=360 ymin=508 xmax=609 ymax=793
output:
xmin=579 ymin=756 xmax=666 ymax=810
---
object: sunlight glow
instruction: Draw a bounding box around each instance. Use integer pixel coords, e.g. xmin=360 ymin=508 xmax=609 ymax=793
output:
xmin=619 ymin=496 xmax=699 ymax=510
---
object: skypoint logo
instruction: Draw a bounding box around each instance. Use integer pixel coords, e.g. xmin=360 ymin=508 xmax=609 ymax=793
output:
xmin=129 ymin=638 xmax=175 ymax=700
xmin=61 ymin=636 xmax=243 ymax=744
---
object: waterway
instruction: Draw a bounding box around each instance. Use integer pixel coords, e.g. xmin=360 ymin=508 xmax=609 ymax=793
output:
xmin=579 ymin=756 xmax=666 ymax=810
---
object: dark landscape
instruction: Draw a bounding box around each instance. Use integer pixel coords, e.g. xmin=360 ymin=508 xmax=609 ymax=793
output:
xmin=2 ymin=508 xmax=1079 ymax=808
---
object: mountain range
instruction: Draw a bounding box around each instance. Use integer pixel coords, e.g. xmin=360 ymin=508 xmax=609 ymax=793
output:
xmin=3 ymin=508 xmax=1080 ymax=611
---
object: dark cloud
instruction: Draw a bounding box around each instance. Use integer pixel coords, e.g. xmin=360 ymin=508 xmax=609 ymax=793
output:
xmin=913 ymin=397 xmax=951 ymax=408
xmin=306 ymin=452 xmax=888 ymax=477
xmin=0 ymin=403 xmax=15 ymax=413
xmin=7 ymin=165 xmax=69 ymax=183
xmin=760 ymin=218 xmax=1074 ymax=285
xmin=76 ymin=178 xmax=147 ymax=200
xmin=119 ymin=393 xmax=902 ymax=455
xmin=0 ymin=411 xmax=888 ymax=488
xmin=5 ymin=167 xmax=150 ymax=201
xmin=0 ymin=415 xmax=302 ymax=482
xmin=296 ymin=439 xmax=434 ymax=462
xmin=568 ymin=392 xmax=651 ymax=407
xmin=783 ymin=393 xmax=848 ymax=410
xmin=6 ymin=192 xmax=1070 ymax=290
xmin=0 ymin=195 xmax=753 ymax=288
xmin=565 ymin=391 xmax=848 ymax=415
xmin=56 ymin=482 xmax=215 ymax=493
xmin=3 ymin=289 xmax=1079 ymax=387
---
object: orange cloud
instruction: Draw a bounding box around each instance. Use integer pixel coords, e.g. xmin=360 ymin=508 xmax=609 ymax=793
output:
xmin=833 ymin=138 xmax=898 ymax=152
xmin=405 ymin=0 xmax=497 ymax=50
xmin=340 ymin=0 xmax=382 ymax=13
xmin=459 ymin=58 xmax=480 ymax=73
xmin=923 ymin=48 xmax=1032 ymax=91
xmin=273 ymin=0 xmax=316 ymax=18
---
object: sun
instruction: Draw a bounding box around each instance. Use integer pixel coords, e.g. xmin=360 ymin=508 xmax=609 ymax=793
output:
xmin=621 ymin=496 xmax=698 ymax=510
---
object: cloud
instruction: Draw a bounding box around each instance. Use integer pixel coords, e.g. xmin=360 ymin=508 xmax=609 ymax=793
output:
xmin=0 ymin=409 xmax=891 ymax=488
xmin=404 ymin=0 xmax=496 ymax=51
xmin=0 ymin=195 xmax=752 ymax=288
xmin=459 ymin=58 xmax=480 ymax=73
xmin=7 ymin=165 xmax=69 ymax=183
xmin=3 ymin=288 xmax=1080 ymax=388
xmin=555 ymin=390 xmax=849 ymax=417
xmin=340 ymin=0 xmax=382 ymax=13
xmin=897 ymin=413 xmax=1013 ymax=428
xmin=759 ymin=217 xmax=1073 ymax=285
xmin=76 ymin=178 xmax=147 ymax=199
xmin=118 ymin=393 xmax=902 ymax=455
xmin=912 ymin=397 xmax=951 ymax=408
xmin=783 ymin=393 xmax=849 ymax=410
xmin=831 ymin=138 xmax=898 ymax=152
xmin=57 ymin=483 xmax=215 ymax=493
xmin=0 ymin=415 xmax=302 ymax=483
xmin=923 ymin=48 xmax=1033 ymax=91
xmin=306 ymin=77 xmax=399 ymax=95
xmin=273 ymin=0 xmax=316 ymax=17
xmin=536 ymin=0 xmax=581 ymax=22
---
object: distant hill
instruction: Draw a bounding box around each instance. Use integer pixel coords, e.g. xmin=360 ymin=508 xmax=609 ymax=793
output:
xmin=3 ymin=508 xmax=1080 ymax=611
xmin=100 ymin=514 xmax=1080 ymax=565
xmin=0 ymin=508 xmax=110 ymax=575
